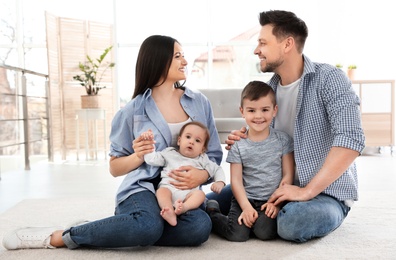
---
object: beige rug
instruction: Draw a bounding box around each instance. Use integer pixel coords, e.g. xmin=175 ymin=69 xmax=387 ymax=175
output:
xmin=0 ymin=192 xmax=395 ymax=260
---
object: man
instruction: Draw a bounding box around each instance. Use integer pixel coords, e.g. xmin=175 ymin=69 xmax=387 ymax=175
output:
xmin=208 ymin=10 xmax=365 ymax=243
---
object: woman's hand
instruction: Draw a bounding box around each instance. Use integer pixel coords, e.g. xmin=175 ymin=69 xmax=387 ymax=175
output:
xmin=168 ymin=166 xmax=209 ymax=190
xmin=261 ymin=202 xmax=280 ymax=219
xmin=109 ymin=133 xmax=155 ymax=177
xmin=225 ymin=126 xmax=248 ymax=150
xmin=133 ymin=132 xmax=155 ymax=160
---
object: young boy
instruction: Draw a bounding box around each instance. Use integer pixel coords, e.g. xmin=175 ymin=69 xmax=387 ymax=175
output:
xmin=206 ymin=81 xmax=294 ymax=241
xmin=142 ymin=121 xmax=226 ymax=226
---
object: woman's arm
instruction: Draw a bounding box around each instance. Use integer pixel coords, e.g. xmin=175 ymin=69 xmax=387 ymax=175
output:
xmin=109 ymin=155 xmax=142 ymax=177
xmin=168 ymin=166 xmax=209 ymax=190
xmin=109 ymin=134 xmax=155 ymax=177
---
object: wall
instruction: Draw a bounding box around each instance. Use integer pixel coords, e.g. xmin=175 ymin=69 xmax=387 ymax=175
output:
xmin=45 ymin=13 xmax=115 ymax=159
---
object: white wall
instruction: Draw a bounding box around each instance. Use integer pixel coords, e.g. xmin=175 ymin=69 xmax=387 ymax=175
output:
xmin=111 ymin=0 xmax=396 ymax=80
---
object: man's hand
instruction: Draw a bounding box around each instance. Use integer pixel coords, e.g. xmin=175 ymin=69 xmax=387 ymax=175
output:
xmin=267 ymin=184 xmax=312 ymax=206
xmin=225 ymin=126 xmax=248 ymax=150
xmin=168 ymin=166 xmax=208 ymax=190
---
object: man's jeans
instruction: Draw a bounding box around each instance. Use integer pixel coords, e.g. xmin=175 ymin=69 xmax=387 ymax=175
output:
xmin=207 ymin=184 xmax=350 ymax=242
xmin=63 ymin=190 xmax=212 ymax=249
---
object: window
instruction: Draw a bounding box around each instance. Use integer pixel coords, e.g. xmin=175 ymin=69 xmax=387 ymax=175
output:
xmin=1 ymin=0 xmax=396 ymax=107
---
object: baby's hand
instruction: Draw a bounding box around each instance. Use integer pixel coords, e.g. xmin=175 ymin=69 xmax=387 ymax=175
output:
xmin=141 ymin=129 xmax=154 ymax=141
xmin=211 ymin=181 xmax=225 ymax=194
xmin=134 ymin=129 xmax=155 ymax=160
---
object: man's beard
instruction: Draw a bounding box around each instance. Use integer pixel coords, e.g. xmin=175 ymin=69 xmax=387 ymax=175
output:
xmin=261 ymin=58 xmax=283 ymax=73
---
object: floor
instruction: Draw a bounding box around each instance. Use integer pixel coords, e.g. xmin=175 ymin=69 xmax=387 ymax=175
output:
xmin=0 ymin=146 xmax=395 ymax=214
xmin=0 ymin=159 xmax=123 ymax=213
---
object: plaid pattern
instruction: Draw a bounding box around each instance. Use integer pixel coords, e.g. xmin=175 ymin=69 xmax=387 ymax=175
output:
xmin=269 ymin=55 xmax=365 ymax=201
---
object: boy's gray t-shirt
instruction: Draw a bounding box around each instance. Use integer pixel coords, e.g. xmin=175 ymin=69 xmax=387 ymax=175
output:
xmin=226 ymin=128 xmax=293 ymax=201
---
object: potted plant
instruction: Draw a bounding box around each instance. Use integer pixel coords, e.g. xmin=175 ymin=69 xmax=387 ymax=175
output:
xmin=347 ymin=64 xmax=357 ymax=80
xmin=335 ymin=63 xmax=343 ymax=69
xmin=73 ymin=46 xmax=115 ymax=108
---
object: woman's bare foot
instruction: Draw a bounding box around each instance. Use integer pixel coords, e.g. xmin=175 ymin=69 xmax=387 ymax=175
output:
xmin=160 ymin=207 xmax=177 ymax=226
xmin=174 ymin=199 xmax=185 ymax=215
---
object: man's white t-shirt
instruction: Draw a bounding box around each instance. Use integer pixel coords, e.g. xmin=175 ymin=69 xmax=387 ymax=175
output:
xmin=273 ymin=78 xmax=301 ymax=139
xmin=274 ymin=78 xmax=301 ymax=185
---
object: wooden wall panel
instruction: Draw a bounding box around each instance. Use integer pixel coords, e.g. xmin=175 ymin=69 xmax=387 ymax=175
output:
xmin=45 ymin=12 xmax=115 ymax=160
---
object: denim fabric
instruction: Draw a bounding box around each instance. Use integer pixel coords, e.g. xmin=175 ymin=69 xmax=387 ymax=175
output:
xmin=206 ymin=185 xmax=350 ymax=243
xmin=155 ymin=208 xmax=212 ymax=246
xmin=109 ymin=87 xmax=223 ymax=206
xmin=206 ymin=184 xmax=233 ymax=215
xmin=63 ymin=191 xmax=211 ymax=249
xmin=277 ymin=194 xmax=350 ymax=243
xmin=209 ymin=197 xmax=277 ymax=242
xmin=62 ymin=191 xmax=163 ymax=249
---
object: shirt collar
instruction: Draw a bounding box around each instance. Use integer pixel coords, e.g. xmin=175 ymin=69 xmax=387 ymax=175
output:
xmin=141 ymin=87 xmax=195 ymax=100
xmin=269 ymin=54 xmax=315 ymax=87
xmin=142 ymin=88 xmax=153 ymax=99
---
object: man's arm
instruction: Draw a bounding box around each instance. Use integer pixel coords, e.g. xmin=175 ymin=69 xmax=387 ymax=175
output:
xmin=304 ymin=146 xmax=359 ymax=198
xmin=224 ymin=126 xmax=248 ymax=150
xmin=268 ymin=146 xmax=359 ymax=205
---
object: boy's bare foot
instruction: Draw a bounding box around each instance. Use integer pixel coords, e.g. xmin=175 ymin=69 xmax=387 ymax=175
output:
xmin=174 ymin=199 xmax=185 ymax=215
xmin=160 ymin=207 xmax=177 ymax=226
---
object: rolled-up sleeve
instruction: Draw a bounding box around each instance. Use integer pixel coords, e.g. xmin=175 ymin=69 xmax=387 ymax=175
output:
xmin=322 ymin=70 xmax=366 ymax=154
xmin=109 ymin=106 xmax=134 ymax=158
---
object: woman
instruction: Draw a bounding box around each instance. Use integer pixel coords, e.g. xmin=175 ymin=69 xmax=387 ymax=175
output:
xmin=3 ymin=35 xmax=223 ymax=250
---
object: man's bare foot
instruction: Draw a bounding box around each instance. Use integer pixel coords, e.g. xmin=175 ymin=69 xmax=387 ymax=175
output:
xmin=160 ymin=207 xmax=177 ymax=226
xmin=174 ymin=199 xmax=185 ymax=215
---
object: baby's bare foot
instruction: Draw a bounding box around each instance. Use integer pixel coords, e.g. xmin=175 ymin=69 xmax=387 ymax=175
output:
xmin=174 ymin=199 xmax=185 ymax=215
xmin=160 ymin=207 xmax=177 ymax=226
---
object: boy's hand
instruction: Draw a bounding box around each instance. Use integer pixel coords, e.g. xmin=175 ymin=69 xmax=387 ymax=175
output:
xmin=238 ymin=207 xmax=258 ymax=228
xmin=261 ymin=202 xmax=280 ymax=219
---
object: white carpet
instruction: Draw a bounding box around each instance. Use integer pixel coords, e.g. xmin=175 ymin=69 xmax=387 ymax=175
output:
xmin=0 ymin=192 xmax=395 ymax=260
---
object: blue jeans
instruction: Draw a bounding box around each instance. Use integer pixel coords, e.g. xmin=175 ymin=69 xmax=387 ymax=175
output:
xmin=62 ymin=190 xmax=212 ymax=249
xmin=206 ymin=184 xmax=350 ymax=243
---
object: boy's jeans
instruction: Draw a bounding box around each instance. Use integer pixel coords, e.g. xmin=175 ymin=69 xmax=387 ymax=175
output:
xmin=209 ymin=197 xmax=277 ymax=241
xmin=207 ymin=184 xmax=350 ymax=242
